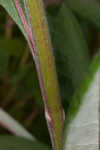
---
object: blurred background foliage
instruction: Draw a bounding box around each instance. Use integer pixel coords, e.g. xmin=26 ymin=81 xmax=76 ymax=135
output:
xmin=0 ymin=5 xmax=49 ymax=145
xmin=0 ymin=0 xmax=99 ymax=147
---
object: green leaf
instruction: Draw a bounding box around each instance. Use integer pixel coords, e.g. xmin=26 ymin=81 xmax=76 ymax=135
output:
xmin=48 ymin=4 xmax=90 ymax=88
xmin=0 ymin=109 xmax=34 ymax=140
xmin=66 ymin=0 xmax=100 ymax=29
xmin=47 ymin=4 xmax=90 ymax=108
xmin=0 ymin=0 xmax=27 ymax=39
xmin=0 ymin=37 xmax=25 ymax=56
xmin=0 ymin=135 xmax=50 ymax=150
xmin=19 ymin=0 xmax=27 ymax=19
xmin=63 ymin=52 xmax=100 ymax=150
xmin=0 ymin=48 xmax=9 ymax=76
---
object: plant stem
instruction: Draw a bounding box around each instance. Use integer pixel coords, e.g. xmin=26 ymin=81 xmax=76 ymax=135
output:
xmin=24 ymin=0 xmax=64 ymax=150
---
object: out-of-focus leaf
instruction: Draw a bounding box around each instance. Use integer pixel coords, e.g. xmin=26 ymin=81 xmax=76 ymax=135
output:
xmin=63 ymin=52 xmax=100 ymax=150
xmin=66 ymin=0 xmax=100 ymax=29
xmin=0 ymin=37 xmax=25 ymax=56
xmin=0 ymin=7 xmax=6 ymax=35
xmin=10 ymin=64 xmax=43 ymax=106
xmin=18 ymin=65 xmax=43 ymax=105
xmin=0 ymin=108 xmax=34 ymax=140
xmin=9 ymin=64 xmax=30 ymax=84
xmin=0 ymin=0 xmax=27 ymax=40
xmin=47 ymin=4 xmax=90 ymax=108
xmin=0 ymin=135 xmax=50 ymax=150
xmin=0 ymin=48 xmax=9 ymax=75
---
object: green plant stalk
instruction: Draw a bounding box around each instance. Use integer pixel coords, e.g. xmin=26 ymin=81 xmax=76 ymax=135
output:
xmin=24 ymin=0 xmax=64 ymax=150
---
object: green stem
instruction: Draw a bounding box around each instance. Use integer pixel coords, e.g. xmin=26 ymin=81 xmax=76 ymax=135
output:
xmin=24 ymin=0 xmax=64 ymax=150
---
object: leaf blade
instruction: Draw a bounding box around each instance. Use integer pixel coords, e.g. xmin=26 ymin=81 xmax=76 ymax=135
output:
xmin=0 ymin=109 xmax=34 ymax=140
xmin=63 ymin=52 xmax=100 ymax=150
xmin=0 ymin=135 xmax=50 ymax=150
xmin=66 ymin=0 xmax=100 ymax=29
xmin=0 ymin=0 xmax=27 ymax=39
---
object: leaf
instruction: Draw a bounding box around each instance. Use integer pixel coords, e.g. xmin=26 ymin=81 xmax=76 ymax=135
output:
xmin=0 ymin=48 xmax=9 ymax=76
xmin=9 ymin=64 xmax=43 ymax=106
xmin=66 ymin=0 xmax=100 ymax=29
xmin=0 ymin=0 xmax=27 ymax=39
xmin=0 ymin=37 xmax=25 ymax=56
xmin=19 ymin=0 xmax=27 ymax=19
xmin=47 ymin=4 xmax=90 ymax=108
xmin=0 ymin=108 xmax=34 ymax=140
xmin=63 ymin=52 xmax=100 ymax=150
xmin=0 ymin=135 xmax=50 ymax=150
